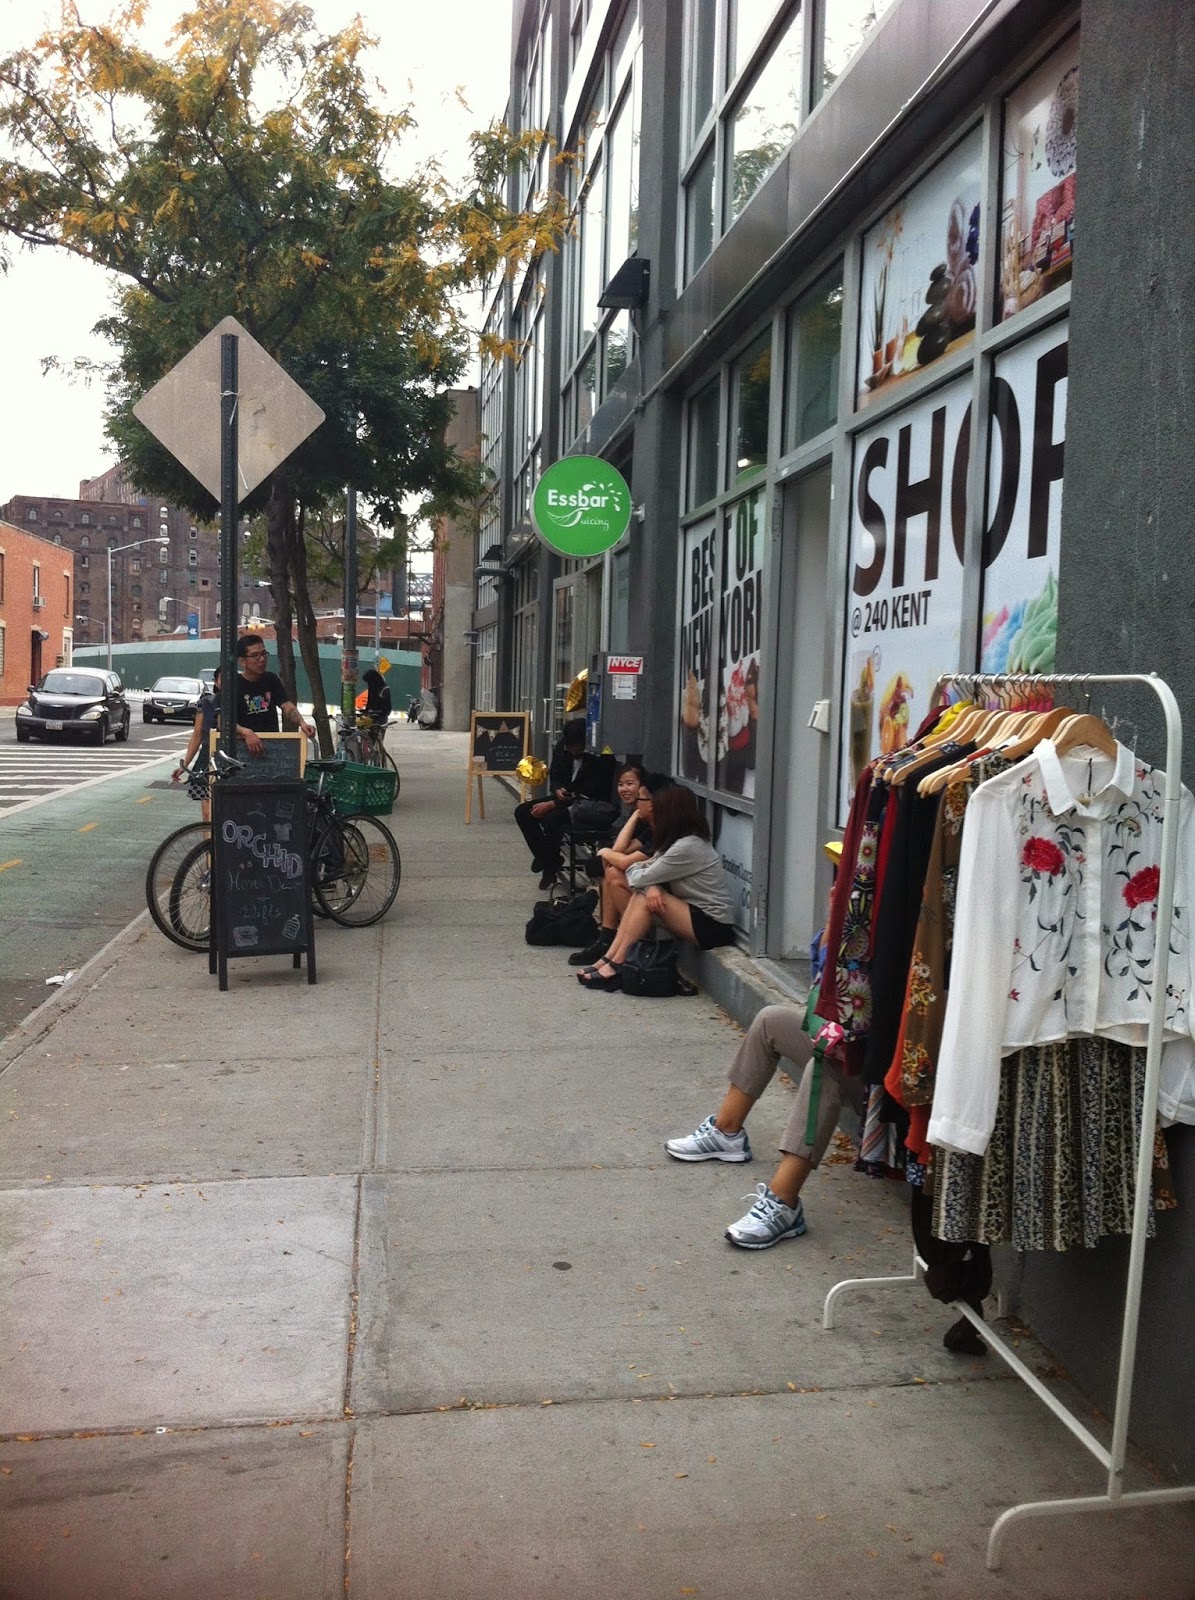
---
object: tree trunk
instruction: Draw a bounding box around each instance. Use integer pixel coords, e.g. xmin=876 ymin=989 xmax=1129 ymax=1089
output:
xmin=286 ymin=499 xmax=334 ymax=757
xmin=265 ymin=481 xmax=297 ymax=696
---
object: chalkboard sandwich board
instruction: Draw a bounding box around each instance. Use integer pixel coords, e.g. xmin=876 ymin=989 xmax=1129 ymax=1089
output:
xmin=209 ymin=731 xmax=307 ymax=783
xmin=466 ymin=711 xmax=532 ymax=823
xmin=211 ymin=779 xmax=316 ymax=989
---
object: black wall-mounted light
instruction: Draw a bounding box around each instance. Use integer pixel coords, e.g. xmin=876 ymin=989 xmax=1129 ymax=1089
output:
xmin=598 ymin=256 xmax=651 ymax=312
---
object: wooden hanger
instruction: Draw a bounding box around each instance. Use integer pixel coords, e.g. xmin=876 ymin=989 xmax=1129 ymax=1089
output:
xmin=1051 ymin=712 xmax=1118 ymax=760
xmin=916 ymin=707 xmax=1075 ymax=796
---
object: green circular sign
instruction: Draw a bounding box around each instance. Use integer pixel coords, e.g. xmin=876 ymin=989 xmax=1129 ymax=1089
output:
xmin=531 ymin=455 xmax=632 ymax=557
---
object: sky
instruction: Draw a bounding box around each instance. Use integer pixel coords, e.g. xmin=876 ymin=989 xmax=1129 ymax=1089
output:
xmin=0 ymin=0 xmax=514 ymax=502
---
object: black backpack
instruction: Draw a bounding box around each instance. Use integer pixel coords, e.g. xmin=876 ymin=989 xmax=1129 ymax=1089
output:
xmin=525 ymin=890 xmax=599 ymax=948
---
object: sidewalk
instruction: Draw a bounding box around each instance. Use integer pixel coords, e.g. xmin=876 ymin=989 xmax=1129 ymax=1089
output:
xmin=1 ymin=719 xmax=1192 ymax=1599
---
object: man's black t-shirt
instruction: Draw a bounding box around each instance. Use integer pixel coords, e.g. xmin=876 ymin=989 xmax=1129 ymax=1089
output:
xmin=236 ymin=671 xmax=289 ymax=733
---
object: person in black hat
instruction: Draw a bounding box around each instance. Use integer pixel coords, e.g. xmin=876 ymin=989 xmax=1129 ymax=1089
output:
xmin=513 ymin=717 xmax=611 ymax=889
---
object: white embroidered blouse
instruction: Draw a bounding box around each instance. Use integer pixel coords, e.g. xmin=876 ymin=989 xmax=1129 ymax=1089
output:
xmin=928 ymin=739 xmax=1195 ymax=1156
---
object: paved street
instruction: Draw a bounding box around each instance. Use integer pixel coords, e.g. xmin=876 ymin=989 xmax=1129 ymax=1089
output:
xmin=0 ymin=713 xmax=188 ymax=814
xmin=1 ymin=720 xmax=1192 ymax=1599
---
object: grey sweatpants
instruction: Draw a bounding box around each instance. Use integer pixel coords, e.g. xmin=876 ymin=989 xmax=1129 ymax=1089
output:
xmin=727 ymin=1004 xmax=866 ymax=1164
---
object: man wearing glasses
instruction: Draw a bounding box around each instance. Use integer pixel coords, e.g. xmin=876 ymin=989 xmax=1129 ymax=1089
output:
xmin=234 ymin=634 xmax=316 ymax=755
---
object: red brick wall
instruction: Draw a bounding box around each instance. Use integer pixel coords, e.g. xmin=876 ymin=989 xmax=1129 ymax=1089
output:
xmin=0 ymin=520 xmax=77 ymax=705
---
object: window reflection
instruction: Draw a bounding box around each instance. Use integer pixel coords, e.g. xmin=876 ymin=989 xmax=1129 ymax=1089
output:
xmin=727 ymin=8 xmax=802 ymax=221
xmin=686 ymin=145 xmax=716 ymax=275
xmin=606 ymin=96 xmax=633 ymax=281
xmin=688 ymin=380 xmax=722 ymax=508
xmin=734 ymin=0 xmax=781 ymax=79
xmin=686 ymin=0 xmax=718 ymax=145
xmin=787 ymin=266 xmax=843 ymax=448
xmin=732 ymin=332 xmax=771 ymax=483
xmin=604 ymin=312 xmax=631 ymax=390
xmin=820 ymin=0 xmax=896 ymax=99
xmin=579 ymin=163 xmax=605 ymax=349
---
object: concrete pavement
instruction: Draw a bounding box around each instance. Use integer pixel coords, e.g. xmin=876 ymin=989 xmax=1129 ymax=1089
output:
xmin=1 ymin=719 xmax=1192 ymax=1599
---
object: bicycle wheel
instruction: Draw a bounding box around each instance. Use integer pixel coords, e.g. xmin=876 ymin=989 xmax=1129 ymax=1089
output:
xmin=167 ymin=838 xmax=214 ymax=951
xmin=145 ymin=824 xmax=210 ymax=950
xmin=380 ymin=743 xmax=400 ymax=792
xmin=312 ymin=814 xmax=401 ymax=926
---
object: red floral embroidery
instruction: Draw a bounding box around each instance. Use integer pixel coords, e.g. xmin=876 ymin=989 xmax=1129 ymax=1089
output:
xmin=1021 ymin=836 xmax=1065 ymax=876
xmin=1124 ymin=865 xmax=1160 ymax=910
xmin=1008 ymin=988 xmax=1020 ymax=1001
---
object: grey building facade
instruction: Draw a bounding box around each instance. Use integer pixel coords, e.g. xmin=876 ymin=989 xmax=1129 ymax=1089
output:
xmin=478 ymin=0 xmax=1194 ymax=1478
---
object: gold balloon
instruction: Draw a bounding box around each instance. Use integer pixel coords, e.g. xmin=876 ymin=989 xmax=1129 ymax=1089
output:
xmin=517 ymin=756 xmax=548 ymax=785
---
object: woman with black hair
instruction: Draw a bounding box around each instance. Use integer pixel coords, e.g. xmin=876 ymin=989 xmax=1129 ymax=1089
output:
xmin=577 ymin=783 xmax=735 ymax=989
xmin=569 ymin=766 xmax=663 ymax=968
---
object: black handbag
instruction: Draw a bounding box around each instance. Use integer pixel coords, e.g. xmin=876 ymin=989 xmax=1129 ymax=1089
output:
xmin=525 ymin=891 xmax=599 ymax=947
xmin=568 ymin=798 xmax=619 ymax=831
xmin=617 ymin=938 xmax=696 ymax=997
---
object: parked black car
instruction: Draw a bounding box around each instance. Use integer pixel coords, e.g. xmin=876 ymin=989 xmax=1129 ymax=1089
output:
xmin=16 ymin=669 xmax=131 ymax=745
xmin=143 ymin=676 xmax=204 ymax=724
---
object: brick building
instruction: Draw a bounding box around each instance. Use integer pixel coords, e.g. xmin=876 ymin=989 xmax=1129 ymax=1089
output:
xmin=1 ymin=466 xmax=257 ymax=650
xmin=0 ymin=519 xmax=75 ymax=705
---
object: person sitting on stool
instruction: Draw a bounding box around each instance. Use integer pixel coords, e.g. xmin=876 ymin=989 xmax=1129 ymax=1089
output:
xmin=514 ymin=717 xmax=607 ymax=890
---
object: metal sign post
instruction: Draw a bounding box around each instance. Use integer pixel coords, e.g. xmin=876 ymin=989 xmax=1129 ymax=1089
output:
xmin=342 ymin=487 xmax=359 ymax=720
xmin=219 ymin=332 xmax=239 ymax=756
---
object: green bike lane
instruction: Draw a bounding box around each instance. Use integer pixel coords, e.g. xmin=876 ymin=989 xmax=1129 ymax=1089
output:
xmin=0 ymin=754 xmax=191 ymax=1037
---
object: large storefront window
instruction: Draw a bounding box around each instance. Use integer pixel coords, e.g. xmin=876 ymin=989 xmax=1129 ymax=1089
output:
xmin=687 ymin=379 xmax=722 ymax=509
xmin=715 ymin=486 xmax=765 ymax=796
xmin=731 ymin=332 xmax=771 ymax=484
xmin=678 ymin=517 xmax=717 ymax=783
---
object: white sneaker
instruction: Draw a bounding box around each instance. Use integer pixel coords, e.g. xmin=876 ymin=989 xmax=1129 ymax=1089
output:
xmin=725 ymin=1184 xmax=807 ymax=1249
xmin=665 ymin=1115 xmax=752 ymax=1163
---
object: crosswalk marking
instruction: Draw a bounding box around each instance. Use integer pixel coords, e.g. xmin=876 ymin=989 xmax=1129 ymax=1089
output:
xmin=0 ymin=737 xmax=188 ymax=818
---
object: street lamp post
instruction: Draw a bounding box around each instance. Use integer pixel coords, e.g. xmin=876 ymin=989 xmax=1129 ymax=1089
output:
xmin=107 ymin=537 xmax=169 ymax=670
xmin=75 ymin=614 xmax=106 ymax=645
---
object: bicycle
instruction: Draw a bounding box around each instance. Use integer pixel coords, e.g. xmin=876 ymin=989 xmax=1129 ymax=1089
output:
xmin=336 ymin=712 xmax=400 ymax=784
xmin=146 ymin=751 xmax=401 ymax=950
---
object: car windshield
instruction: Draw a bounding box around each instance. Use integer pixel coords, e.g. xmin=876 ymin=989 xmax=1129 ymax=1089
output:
xmin=39 ymin=672 xmax=107 ymax=697
xmin=153 ymin=678 xmax=201 ymax=693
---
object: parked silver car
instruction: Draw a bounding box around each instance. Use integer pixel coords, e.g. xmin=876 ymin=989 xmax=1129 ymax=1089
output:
xmin=143 ymin=675 xmax=205 ymax=724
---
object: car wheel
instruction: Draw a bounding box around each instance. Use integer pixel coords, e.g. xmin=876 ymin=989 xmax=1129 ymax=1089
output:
xmin=93 ymin=716 xmax=108 ymax=746
xmin=16 ymin=725 xmax=30 ymax=743
xmin=115 ymin=712 xmax=130 ymax=742
xmin=142 ymin=709 xmax=152 ymax=723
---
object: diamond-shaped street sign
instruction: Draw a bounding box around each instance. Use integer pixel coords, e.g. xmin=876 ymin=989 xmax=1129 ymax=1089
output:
xmin=132 ymin=316 xmax=324 ymax=504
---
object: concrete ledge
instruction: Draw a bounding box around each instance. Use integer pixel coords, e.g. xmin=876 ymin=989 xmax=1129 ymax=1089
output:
xmin=682 ymin=940 xmax=806 ymax=1031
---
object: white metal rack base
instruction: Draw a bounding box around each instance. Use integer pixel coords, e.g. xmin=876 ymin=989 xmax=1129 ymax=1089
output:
xmin=821 ymin=672 xmax=1195 ymax=1571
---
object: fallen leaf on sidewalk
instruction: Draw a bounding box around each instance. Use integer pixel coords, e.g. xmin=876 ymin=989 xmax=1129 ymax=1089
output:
xmin=932 ymin=1552 xmax=945 ymax=1564
xmin=674 ymin=1472 xmax=688 ymax=1479
xmin=640 ymin=1441 xmax=655 ymax=1449
xmin=815 ymin=1513 xmax=828 ymax=1521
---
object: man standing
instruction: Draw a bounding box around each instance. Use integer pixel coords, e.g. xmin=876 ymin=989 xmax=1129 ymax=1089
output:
xmin=234 ymin=635 xmax=316 ymax=754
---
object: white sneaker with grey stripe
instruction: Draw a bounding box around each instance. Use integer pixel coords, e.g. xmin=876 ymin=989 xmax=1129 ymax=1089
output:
xmin=725 ymin=1183 xmax=807 ymax=1249
xmin=665 ymin=1115 xmax=752 ymax=1163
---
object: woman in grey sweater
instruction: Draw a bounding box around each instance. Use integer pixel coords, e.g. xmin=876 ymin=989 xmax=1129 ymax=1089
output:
xmin=577 ymin=784 xmax=736 ymax=989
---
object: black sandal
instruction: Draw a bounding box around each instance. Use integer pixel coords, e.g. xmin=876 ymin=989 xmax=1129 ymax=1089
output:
xmin=577 ymin=961 xmax=622 ymax=990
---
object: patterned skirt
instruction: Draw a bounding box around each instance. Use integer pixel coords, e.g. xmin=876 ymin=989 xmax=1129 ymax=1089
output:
xmin=932 ymin=1038 xmax=1177 ymax=1252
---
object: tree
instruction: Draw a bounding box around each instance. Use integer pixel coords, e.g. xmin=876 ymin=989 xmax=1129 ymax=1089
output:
xmin=0 ymin=0 xmax=565 ymax=748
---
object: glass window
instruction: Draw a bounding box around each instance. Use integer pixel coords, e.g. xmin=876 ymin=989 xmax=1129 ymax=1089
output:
xmin=26 ymin=507 xmax=37 ymax=521
xmin=677 ymin=516 xmax=718 ymax=783
xmin=604 ymin=311 xmax=631 ymax=391
xmin=610 ymin=545 xmax=631 ymax=651
xmin=159 ymin=568 xmax=169 ymax=585
xmin=715 ymin=486 xmax=765 ymax=797
xmin=734 ymin=0 xmax=780 ymax=78
xmin=53 ymin=533 xmax=62 ymax=544
xmin=188 ymin=550 xmax=199 ymax=567
xmin=159 ymin=544 xmax=168 ymax=564
xmin=579 ymin=164 xmax=605 ymax=352
xmin=820 ymin=0 xmax=896 ymax=100
xmin=132 ymin=558 xmax=141 ymax=572
xmin=687 ymin=380 xmax=722 ymax=508
xmin=786 ymin=265 xmax=843 ymax=448
xmin=605 ymin=95 xmax=634 ymax=282
xmin=80 ymin=555 xmax=89 ymax=569
xmin=131 ymin=515 xmax=141 ymax=528
xmin=575 ymin=347 xmax=597 ymax=435
xmin=80 ymin=534 xmax=89 ymax=547
xmin=107 ymin=515 xmax=118 ymax=526
xmin=52 ymin=509 xmax=62 ymax=522
xmin=80 ymin=512 xmax=90 ymax=525
xmin=686 ymin=145 xmax=716 ymax=276
xmin=686 ymin=0 xmax=718 ymax=146
xmin=611 ymin=0 xmax=638 ymax=89
xmin=731 ymin=331 xmax=771 ymax=483
xmin=727 ymin=8 xmax=802 ymax=223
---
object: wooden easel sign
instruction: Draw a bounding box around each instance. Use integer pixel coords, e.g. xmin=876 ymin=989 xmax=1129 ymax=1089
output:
xmin=465 ymin=711 xmax=532 ymax=822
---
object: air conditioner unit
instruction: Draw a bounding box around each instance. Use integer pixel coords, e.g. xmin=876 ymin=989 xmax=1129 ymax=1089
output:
xmin=32 ymin=594 xmax=45 ymax=610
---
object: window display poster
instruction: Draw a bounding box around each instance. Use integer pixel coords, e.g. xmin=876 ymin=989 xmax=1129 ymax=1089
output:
xmin=981 ymin=320 xmax=1068 ymax=683
xmin=678 ymin=517 xmax=717 ymax=782
xmin=1000 ymin=34 xmax=1079 ymax=322
xmin=857 ymin=129 xmax=983 ymax=409
xmin=714 ymin=806 xmax=753 ymax=934
xmin=840 ymin=376 xmax=971 ymax=818
xmin=715 ymin=486 xmax=765 ymax=797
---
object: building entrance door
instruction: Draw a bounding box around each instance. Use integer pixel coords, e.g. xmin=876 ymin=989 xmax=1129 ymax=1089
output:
xmin=767 ymin=466 xmax=833 ymax=965
xmin=550 ymin=564 xmax=602 ymax=739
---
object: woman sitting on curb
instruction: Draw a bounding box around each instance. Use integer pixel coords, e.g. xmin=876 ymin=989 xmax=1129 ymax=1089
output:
xmin=568 ymin=767 xmax=665 ymax=968
xmin=577 ymin=783 xmax=735 ymax=989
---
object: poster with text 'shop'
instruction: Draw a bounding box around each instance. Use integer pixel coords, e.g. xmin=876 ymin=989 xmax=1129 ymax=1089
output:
xmin=857 ymin=129 xmax=983 ymax=409
xmin=1000 ymin=33 xmax=1079 ymax=323
xmin=840 ymin=376 xmax=971 ymax=822
xmin=980 ymin=320 xmax=1068 ymax=700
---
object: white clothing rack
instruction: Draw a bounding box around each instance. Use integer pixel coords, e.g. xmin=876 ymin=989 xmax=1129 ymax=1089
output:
xmin=822 ymin=671 xmax=1195 ymax=1570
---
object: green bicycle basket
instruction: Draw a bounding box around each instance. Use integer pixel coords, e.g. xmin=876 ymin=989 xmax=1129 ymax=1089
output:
xmin=308 ymin=760 xmax=397 ymax=817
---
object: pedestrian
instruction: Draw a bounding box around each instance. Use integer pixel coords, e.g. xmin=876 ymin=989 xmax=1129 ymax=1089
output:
xmin=361 ymin=668 xmax=392 ymax=732
xmin=235 ymin=635 xmax=316 ymax=752
xmin=663 ymin=842 xmax=866 ymax=1249
xmin=173 ymin=666 xmax=221 ymax=821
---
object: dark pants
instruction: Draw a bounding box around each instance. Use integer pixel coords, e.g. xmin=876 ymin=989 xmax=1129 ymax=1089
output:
xmin=514 ymin=800 xmax=569 ymax=870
